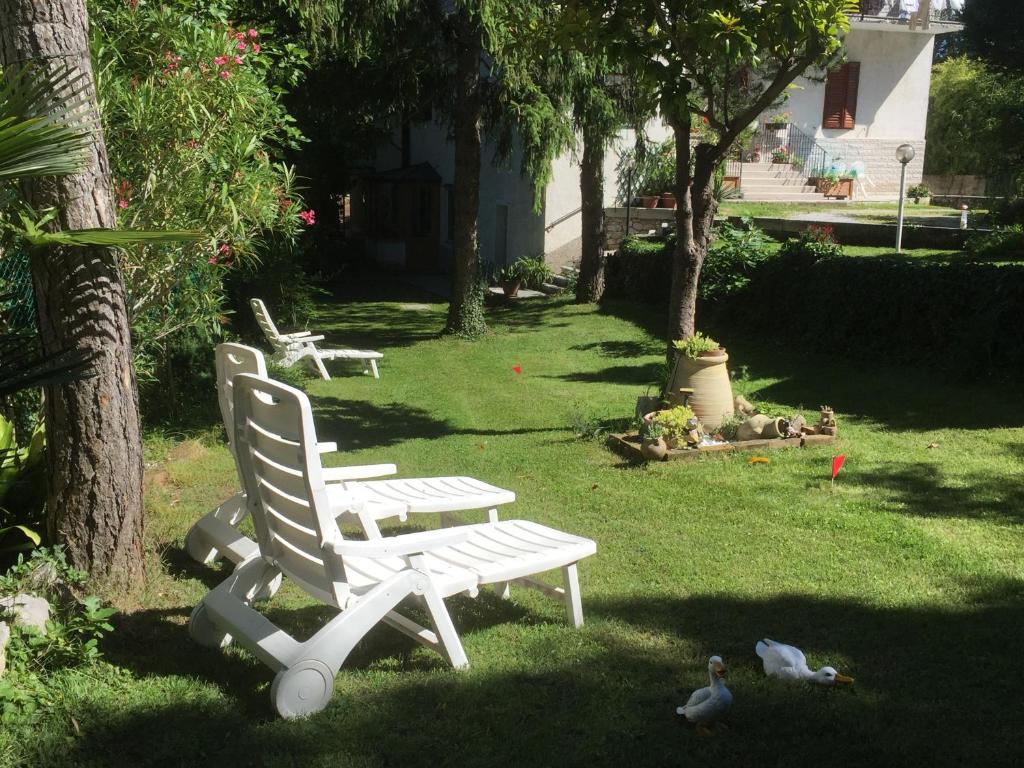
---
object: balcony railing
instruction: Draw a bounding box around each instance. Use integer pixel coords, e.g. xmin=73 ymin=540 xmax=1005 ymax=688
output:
xmin=854 ymin=1 xmax=963 ymax=28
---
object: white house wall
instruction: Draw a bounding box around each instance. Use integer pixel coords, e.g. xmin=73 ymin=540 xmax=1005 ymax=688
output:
xmin=783 ymin=27 xmax=934 ymax=196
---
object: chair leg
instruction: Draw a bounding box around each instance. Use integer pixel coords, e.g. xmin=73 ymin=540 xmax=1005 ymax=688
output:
xmin=419 ymin=585 xmax=469 ymax=669
xmin=562 ymin=563 xmax=584 ymax=628
xmin=369 ymin=359 xmax=380 ymax=379
xmin=185 ymin=492 xmax=248 ymax=565
xmin=494 ymin=581 xmax=511 ymax=600
xmin=312 ymin=353 xmax=331 ymax=380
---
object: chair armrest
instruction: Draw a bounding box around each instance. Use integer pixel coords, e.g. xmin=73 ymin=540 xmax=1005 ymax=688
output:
xmin=331 ymin=527 xmax=471 ymax=559
xmin=316 ymin=441 xmax=338 ymax=454
xmin=286 ymin=335 xmax=325 ymax=345
xmin=282 ymin=331 xmax=315 ymax=339
xmin=323 ymin=464 xmax=398 ymax=482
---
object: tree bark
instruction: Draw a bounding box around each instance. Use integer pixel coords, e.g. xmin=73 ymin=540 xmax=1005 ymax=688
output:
xmin=0 ymin=0 xmax=145 ymax=588
xmin=666 ymin=112 xmax=697 ymax=359
xmin=575 ymin=124 xmax=605 ymax=303
xmin=444 ymin=8 xmax=485 ymax=337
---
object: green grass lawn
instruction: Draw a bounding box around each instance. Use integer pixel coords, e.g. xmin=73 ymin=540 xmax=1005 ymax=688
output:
xmin=6 ymin=288 xmax=1023 ymax=767
xmin=719 ymin=200 xmax=986 ymax=222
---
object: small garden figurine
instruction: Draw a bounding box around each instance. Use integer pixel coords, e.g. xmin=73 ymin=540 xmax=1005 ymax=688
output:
xmin=756 ymin=639 xmax=854 ymax=687
xmin=676 ymin=656 xmax=732 ymax=736
xmin=818 ymin=406 xmax=837 ymax=436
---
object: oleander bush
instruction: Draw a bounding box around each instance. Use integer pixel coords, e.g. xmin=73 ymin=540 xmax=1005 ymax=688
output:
xmin=89 ymin=0 xmax=318 ymax=413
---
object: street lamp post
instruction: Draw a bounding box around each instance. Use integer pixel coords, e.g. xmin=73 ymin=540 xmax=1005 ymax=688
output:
xmin=895 ymin=143 xmax=916 ymax=253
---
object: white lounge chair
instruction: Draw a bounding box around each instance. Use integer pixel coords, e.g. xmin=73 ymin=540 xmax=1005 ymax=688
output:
xmin=184 ymin=344 xmax=516 ymax=571
xmin=250 ymin=297 xmax=383 ymax=380
xmin=189 ymin=373 xmax=596 ymax=717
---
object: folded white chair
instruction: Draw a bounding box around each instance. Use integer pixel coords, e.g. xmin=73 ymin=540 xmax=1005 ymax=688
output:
xmin=184 ymin=344 xmax=516 ymax=572
xmin=250 ymin=297 xmax=383 ymax=380
xmin=189 ymin=373 xmax=596 ymax=718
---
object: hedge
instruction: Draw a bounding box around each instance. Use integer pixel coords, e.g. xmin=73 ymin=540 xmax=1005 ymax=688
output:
xmin=604 ymin=237 xmax=1024 ymax=378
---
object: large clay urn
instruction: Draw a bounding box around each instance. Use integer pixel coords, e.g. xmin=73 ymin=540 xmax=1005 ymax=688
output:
xmin=667 ymin=350 xmax=735 ymax=430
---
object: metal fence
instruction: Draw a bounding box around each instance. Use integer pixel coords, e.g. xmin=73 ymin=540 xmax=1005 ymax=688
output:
xmin=0 ymin=247 xmax=36 ymax=333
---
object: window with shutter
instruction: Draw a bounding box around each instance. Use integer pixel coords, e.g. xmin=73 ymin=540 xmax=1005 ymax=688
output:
xmin=822 ymin=62 xmax=860 ymax=130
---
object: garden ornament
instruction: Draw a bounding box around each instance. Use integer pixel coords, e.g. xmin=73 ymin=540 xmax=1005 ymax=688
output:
xmin=676 ymin=656 xmax=732 ymax=736
xmin=755 ymin=639 xmax=854 ymax=686
xmin=818 ymin=406 xmax=837 ymax=436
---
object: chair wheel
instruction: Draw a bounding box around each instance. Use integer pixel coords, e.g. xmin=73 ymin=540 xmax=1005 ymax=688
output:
xmin=184 ymin=528 xmax=221 ymax=566
xmin=188 ymin=602 xmax=231 ymax=648
xmin=271 ymin=660 xmax=336 ymax=719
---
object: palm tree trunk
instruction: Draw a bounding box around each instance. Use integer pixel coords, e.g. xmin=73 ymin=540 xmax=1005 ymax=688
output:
xmin=444 ymin=7 xmax=485 ymax=337
xmin=575 ymin=124 xmax=605 ymax=303
xmin=0 ymin=0 xmax=145 ymax=589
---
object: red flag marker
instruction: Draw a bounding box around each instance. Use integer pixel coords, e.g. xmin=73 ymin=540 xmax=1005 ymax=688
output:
xmin=512 ymin=365 xmax=522 ymax=374
xmin=831 ymin=454 xmax=846 ymax=479
xmin=831 ymin=454 xmax=846 ymax=491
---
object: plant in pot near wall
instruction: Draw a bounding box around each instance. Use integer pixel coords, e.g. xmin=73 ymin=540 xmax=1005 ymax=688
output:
xmin=639 ymin=420 xmax=668 ymax=461
xmin=495 ymin=260 xmax=529 ymax=297
xmin=516 ymin=255 xmax=553 ymax=290
xmin=664 ymin=332 xmax=735 ymax=431
xmin=771 ymin=146 xmax=791 ymax=164
xmin=765 ymin=111 xmax=791 ymax=130
xmin=908 ymin=184 xmax=930 ymax=204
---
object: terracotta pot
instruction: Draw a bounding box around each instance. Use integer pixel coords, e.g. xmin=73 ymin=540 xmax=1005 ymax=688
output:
xmin=660 ymin=193 xmax=677 ymax=209
xmin=737 ymin=414 xmax=771 ymax=442
xmin=501 ymin=280 xmax=521 ymax=298
xmin=640 ymin=437 xmax=669 ymax=461
xmin=760 ymin=417 xmax=786 ymax=439
xmin=667 ymin=350 xmax=734 ymax=430
xmin=638 ymin=195 xmax=659 ymax=209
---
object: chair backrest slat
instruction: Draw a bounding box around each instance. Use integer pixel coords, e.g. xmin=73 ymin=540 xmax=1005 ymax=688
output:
xmin=250 ymin=298 xmax=288 ymax=353
xmin=232 ymin=373 xmax=355 ymax=606
xmin=215 ymin=343 xmax=268 ymax=450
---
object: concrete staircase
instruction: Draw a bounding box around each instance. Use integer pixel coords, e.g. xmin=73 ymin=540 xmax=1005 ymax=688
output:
xmin=738 ymin=162 xmax=830 ymax=203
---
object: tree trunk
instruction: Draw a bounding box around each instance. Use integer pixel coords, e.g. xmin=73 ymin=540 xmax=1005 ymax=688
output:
xmin=0 ymin=0 xmax=145 ymax=589
xmin=444 ymin=8 xmax=485 ymax=337
xmin=575 ymin=124 xmax=605 ymax=303
xmin=666 ymin=113 xmax=698 ymax=359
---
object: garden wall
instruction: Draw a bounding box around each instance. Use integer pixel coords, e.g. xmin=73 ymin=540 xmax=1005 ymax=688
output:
xmin=605 ymin=238 xmax=1024 ymax=378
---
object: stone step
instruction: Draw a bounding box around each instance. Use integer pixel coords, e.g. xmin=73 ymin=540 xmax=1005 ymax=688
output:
xmin=540 ymin=282 xmax=564 ymax=295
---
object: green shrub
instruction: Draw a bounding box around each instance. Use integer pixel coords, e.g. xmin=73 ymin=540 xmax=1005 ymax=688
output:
xmin=966 ymin=225 xmax=1024 ymax=260
xmin=90 ymin=0 xmax=313 ymax=384
xmin=703 ymin=219 xmax=773 ymax=299
xmin=0 ymin=548 xmax=116 ymax=723
xmin=614 ymin=136 xmax=675 ymax=201
xmin=907 ymin=184 xmax=931 ymax=202
xmin=653 ymin=405 xmax=697 ymax=445
xmin=779 ymin=225 xmax=844 ymax=261
xmin=499 ymin=256 xmax=552 ymax=290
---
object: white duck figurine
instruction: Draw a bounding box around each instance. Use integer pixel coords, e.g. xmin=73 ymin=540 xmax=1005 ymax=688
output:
xmin=755 ymin=639 xmax=854 ymax=686
xmin=676 ymin=655 xmax=732 ymax=735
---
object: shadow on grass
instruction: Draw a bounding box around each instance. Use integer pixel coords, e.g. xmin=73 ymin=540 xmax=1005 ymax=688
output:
xmin=554 ymin=362 xmax=664 ymax=386
xmin=57 ymin=583 xmax=1024 ymax=768
xmin=570 ymin=340 xmax=664 ymax=358
xmin=848 ymin=461 xmax=1024 ymax=525
xmin=597 ymin=299 xmax=1022 ymax=431
xmin=312 ymin=395 xmax=559 ymax=451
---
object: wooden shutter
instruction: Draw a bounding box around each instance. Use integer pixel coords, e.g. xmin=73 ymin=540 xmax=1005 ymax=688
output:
xmin=822 ymin=62 xmax=860 ymax=130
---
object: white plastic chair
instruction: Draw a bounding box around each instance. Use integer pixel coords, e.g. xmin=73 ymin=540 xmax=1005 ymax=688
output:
xmin=184 ymin=344 xmax=516 ymax=570
xmin=189 ymin=373 xmax=596 ymax=718
xmin=250 ymin=297 xmax=382 ymax=380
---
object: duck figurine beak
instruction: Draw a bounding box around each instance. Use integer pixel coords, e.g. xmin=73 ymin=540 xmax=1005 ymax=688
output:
xmin=712 ymin=660 xmax=727 ymax=678
xmin=835 ymin=674 xmax=854 ymax=685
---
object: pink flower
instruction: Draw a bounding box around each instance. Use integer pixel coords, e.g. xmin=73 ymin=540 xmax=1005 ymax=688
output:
xmin=213 ymin=55 xmax=228 ymax=66
xmin=118 ymin=199 xmax=128 ymax=210
xmin=235 ymin=32 xmax=246 ymax=41
xmin=209 ymin=255 xmax=218 ymax=265
xmin=298 ymin=209 xmax=316 ymax=226
xmin=236 ymin=41 xmax=247 ymax=52
xmin=218 ymin=243 xmax=231 ymax=254
xmin=233 ymin=55 xmax=244 ymax=65
xmin=248 ymin=28 xmax=258 ymax=38
xmin=252 ymin=43 xmax=261 ymax=54
xmin=219 ymin=70 xmax=231 ymax=80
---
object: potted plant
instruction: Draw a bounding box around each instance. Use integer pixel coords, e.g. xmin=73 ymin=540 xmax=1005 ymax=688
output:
xmin=643 ymin=405 xmax=699 ymax=450
xmin=816 ymin=168 xmax=854 ymax=199
xmin=639 ymin=420 xmax=669 ymax=461
xmin=908 ymin=183 xmax=930 ymax=204
xmin=496 ymin=260 xmax=529 ymax=297
xmin=764 ymin=112 xmax=791 ymax=130
xmin=660 ymin=191 xmax=677 ymax=209
xmin=770 ymin=146 xmax=791 ymax=164
xmin=664 ymin=332 xmax=735 ymax=430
